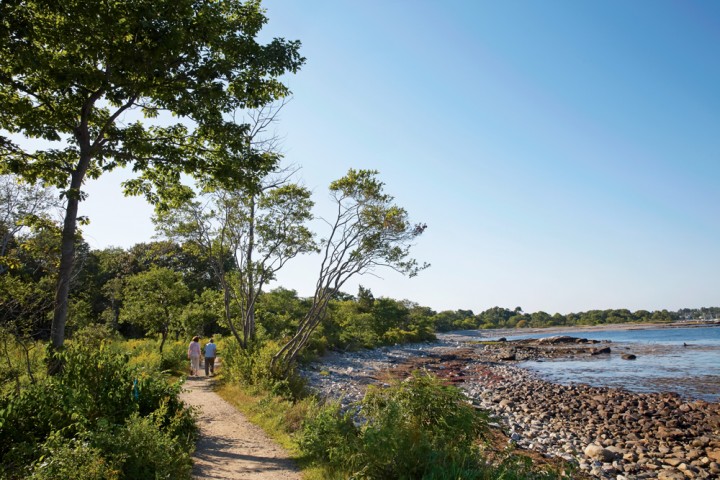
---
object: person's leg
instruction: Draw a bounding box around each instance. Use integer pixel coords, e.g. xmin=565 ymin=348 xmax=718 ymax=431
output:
xmin=191 ymin=354 xmax=200 ymax=375
xmin=206 ymin=357 xmax=215 ymax=375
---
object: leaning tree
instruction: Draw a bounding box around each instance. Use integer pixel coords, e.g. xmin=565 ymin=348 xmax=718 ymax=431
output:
xmin=271 ymin=169 xmax=428 ymax=375
xmin=0 ymin=0 xmax=304 ymax=361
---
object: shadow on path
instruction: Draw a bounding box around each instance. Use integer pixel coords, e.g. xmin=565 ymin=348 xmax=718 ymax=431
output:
xmin=180 ymin=374 xmax=301 ymax=480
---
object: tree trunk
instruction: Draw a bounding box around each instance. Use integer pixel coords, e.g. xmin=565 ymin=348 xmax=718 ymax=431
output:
xmin=221 ymin=275 xmax=245 ymax=348
xmin=159 ymin=326 xmax=168 ymax=353
xmin=244 ymin=196 xmax=255 ymax=346
xmin=1 ymin=336 xmax=21 ymax=394
xmin=49 ymin=147 xmax=92 ymax=373
xmin=271 ymin=293 xmax=331 ymax=376
xmin=51 ymin=188 xmax=80 ymax=348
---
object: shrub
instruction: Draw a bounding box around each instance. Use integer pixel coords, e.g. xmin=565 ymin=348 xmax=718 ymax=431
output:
xmin=222 ymin=339 xmax=306 ymax=398
xmin=28 ymin=436 xmax=121 ymax=480
xmin=298 ymin=400 xmax=358 ymax=467
xmin=71 ymin=324 xmax=120 ymax=347
xmin=358 ymin=371 xmax=488 ymax=478
xmin=300 ymin=371 xmax=489 ymax=479
xmin=159 ymin=339 xmax=189 ymax=373
xmin=0 ymin=342 xmax=196 ymax=479
xmin=90 ymin=412 xmax=193 ymax=479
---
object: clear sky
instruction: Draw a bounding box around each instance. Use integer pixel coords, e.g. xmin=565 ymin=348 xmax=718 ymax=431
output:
xmin=81 ymin=0 xmax=720 ymax=315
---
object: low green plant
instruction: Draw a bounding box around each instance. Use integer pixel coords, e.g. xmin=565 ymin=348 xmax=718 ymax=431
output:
xmin=90 ymin=411 xmax=193 ymax=479
xmin=28 ymin=436 xmax=121 ymax=480
xmin=299 ymin=401 xmax=359 ymax=470
xmin=222 ymin=339 xmax=306 ymax=398
xmin=299 ymin=372 xmax=568 ymax=479
xmin=299 ymin=371 xmax=489 ymax=479
xmin=121 ymin=337 xmax=188 ymax=374
xmin=0 ymin=341 xmax=196 ymax=479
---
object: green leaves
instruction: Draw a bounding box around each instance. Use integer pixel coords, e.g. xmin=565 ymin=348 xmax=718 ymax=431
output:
xmin=325 ymin=169 xmax=429 ymax=279
xmin=1 ymin=0 xmax=305 ymax=348
xmin=0 ymin=0 xmax=305 ymax=218
xmin=119 ymin=266 xmax=191 ymax=346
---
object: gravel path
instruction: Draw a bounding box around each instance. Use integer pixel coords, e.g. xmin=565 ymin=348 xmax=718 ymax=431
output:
xmin=180 ymin=375 xmax=301 ymax=480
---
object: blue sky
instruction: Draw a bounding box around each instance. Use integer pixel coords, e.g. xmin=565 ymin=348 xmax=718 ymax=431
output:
xmin=82 ymin=1 xmax=720 ymax=314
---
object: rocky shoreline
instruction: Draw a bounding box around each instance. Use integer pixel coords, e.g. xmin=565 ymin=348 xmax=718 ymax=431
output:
xmin=301 ymin=334 xmax=720 ymax=479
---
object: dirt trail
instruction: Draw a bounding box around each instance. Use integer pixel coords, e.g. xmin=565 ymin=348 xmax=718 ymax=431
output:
xmin=180 ymin=375 xmax=301 ymax=480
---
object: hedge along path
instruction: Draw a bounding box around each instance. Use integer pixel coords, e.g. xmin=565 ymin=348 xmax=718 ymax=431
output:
xmin=180 ymin=373 xmax=301 ymax=480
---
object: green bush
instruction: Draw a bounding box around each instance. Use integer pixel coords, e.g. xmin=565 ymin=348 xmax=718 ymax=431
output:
xmin=360 ymin=372 xmax=488 ymax=478
xmin=159 ymin=340 xmax=189 ymax=373
xmin=300 ymin=371 xmax=489 ymax=479
xmin=28 ymin=436 xmax=121 ymax=480
xmin=222 ymin=339 xmax=306 ymax=398
xmin=90 ymin=412 xmax=193 ymax=479
xmin=298 ymin=400 xmax=358 ymax=467
xmin=0 ymin=342 xmax=196 ymax=479
xmin=122 ymin=337 xmax=188 ymax=374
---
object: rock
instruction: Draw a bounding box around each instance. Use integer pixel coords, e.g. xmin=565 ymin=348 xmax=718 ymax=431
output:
xmin=591 ymin=346 xmax=612 ymax=355
xmin=537 ymin=335 xmax=579 ymax=344
xmin=663 ymin=457 xmax=684 ymax=467
xmin=692 ymin=437 xmax=710 ymax=448
xmin=657 ymin=427 xmax=683 ymax=440
xmin=657 ymin=469 xmax=686 ymax=480
xmin=584 ymin=443 xmax=618 ymax=462
xmin=706 ymin=449 xmax=720 ymax=462
xmin=621 ymin=354 xmax=637 ymax=360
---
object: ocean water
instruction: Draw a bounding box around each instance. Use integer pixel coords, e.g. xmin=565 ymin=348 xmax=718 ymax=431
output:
xmin=488 ymin=326 xmax=720 ymax=402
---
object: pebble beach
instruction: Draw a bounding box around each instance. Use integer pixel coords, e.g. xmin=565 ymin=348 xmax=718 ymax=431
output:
xmin=301 ymin=330 xmax=720 ymax=479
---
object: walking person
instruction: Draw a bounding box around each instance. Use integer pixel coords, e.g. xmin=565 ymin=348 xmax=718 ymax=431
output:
xmin=204 ymin=337 xmax=217 ymax=376
xmin=188 ymin=336 xmax=201 ymax=376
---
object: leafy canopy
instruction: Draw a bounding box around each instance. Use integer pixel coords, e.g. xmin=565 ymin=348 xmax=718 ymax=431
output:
xmin=0 ymin=0 xmax=304 ymax=203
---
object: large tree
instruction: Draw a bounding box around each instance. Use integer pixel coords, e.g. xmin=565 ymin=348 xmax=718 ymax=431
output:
xmin=0 ymin=0 xmax=304 ymax=356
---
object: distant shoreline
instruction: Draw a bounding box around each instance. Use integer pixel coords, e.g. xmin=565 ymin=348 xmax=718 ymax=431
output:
xmin=444 ymin=321 xmax=720 ymax=340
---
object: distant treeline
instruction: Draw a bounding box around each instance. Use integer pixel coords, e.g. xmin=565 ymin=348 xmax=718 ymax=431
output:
xmin=2 ymin=229 xmax=717 ymax=354
xmin=432 ymin=306 xmax=685 ymax=332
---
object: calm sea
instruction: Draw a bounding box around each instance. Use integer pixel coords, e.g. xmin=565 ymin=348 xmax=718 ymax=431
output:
xmin=487 ymin=325 xmax=720 ymax=402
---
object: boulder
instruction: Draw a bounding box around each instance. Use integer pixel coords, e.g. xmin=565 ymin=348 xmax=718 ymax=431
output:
xmin=663 ymin=457 xmax=684 ymax=467
xmin=584 ymin=443 xmax=618 ymax=462
xmin=538 ymin=335 xmax=579 ymax=344
xmin=591 ymin=347 xmax=612 ymax=355
xmin=621 ymin=354 xmax=637 ymax=360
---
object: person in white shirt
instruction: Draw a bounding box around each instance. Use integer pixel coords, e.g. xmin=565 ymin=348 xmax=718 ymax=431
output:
xmin=187 ymin=336 xmax=201 ymax=376
xmin=204 ymin=338 xmax=217 ymax=376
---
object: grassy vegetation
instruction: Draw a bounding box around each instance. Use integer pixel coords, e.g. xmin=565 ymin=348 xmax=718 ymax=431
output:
xmin=0 ymin=336 xmax=196 ymax=480
xmin=214 ymin=342 xmax=572 ymax=480
xmin=1 ymin=328 xmax=575 ymax=479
